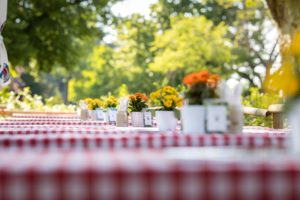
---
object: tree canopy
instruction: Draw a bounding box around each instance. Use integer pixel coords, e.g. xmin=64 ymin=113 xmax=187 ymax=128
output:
xmin=3 ymin=0 xmax=284 ymax=102
xmin=149 ymin=16 xmax=232 ymax=85
xmin=5 ymin=0 xmax=116 ymax=71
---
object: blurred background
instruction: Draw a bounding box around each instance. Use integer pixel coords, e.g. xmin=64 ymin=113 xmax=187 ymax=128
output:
xmin=1 ymin=0 xmax=285 ymax=126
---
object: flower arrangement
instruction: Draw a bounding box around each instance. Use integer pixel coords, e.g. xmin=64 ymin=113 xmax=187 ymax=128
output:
xmin=183 ymin=70 xmax=220 ymax=105
xmin=150 ymin=86 xmax=183 ymax=111
xmin=129 ymin=93 xmax=148 ymax=112
xmin=83 ymin=98 xmax=104 ymax=110
xmin=104 ymin=96 xmax=118 ymax=108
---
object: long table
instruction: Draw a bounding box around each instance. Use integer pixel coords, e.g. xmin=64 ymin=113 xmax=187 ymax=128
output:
xmin=0 ymin=115 xmax=296 ymax=200
xmin=0 ymin=147 xmax=299 ymax=200
xmin=0 ymin=132 xmax=287 ymax=150
xmin=0 ymin=122 xmax=289 ymax=150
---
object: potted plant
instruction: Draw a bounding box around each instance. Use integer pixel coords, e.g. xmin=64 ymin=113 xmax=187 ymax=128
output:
xmin=104 ymin=95 xmax=118 ymax=123
xmin=84 ymin=98 xmax=98 ymax=120
xmin=129 ymin=93 xmax=148 ymax=127
xmin=181 ymin=70 xmax=220 ymax=134
xmin=150 ymin=86 xmax=183 ymax=131
xmin=94 ymin=98 xmax=105 ymax=121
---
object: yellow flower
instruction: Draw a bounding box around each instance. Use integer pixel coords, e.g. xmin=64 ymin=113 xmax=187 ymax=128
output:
xmin=94 ymin=99 xmax=104 ymax=108
xmin=84 ymin=98 xmax=92 ymax=104
xmin=290 ymin=29 xmax=300 ymax=57
xmin=163 ymin=86 xmax=177 ymax=95
xmin=264 ymin=60 xmax=299 ymax=97
xmin=150 ymin=86 xmax=181 ymax=109
xmin=176 ymin=98 xmax=183 ymax=107
xmin=150 ymin=90 xmax=161 ymax=100
xmin=104 ymin=96 xmax=118 ymax=108
xmin=163 ymin=99 xmax=173 ymax=108
xmin=164 ymin=95 xmax=173 ymax=101
xmin=88 ymin=103 xmax=94 ymax=110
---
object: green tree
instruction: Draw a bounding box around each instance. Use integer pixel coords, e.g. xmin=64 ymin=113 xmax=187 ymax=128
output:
xmin=4 ymin=0 xmax=118 ymax=103
xmin=68 ymin=45 xmax=117 ymax=101
xmin=5 ymin=0 xmax=117 ymax=72
xmin=150 ymin=0 xmax=239 ymax=30
xmin=150 ymin=0 xmax=279 ymax=88
xmin=230 ymin=0 xmax=279 ymax=88
xmin=69 ymin=14 xmax=165 ymax=101
xmin=150 ymin=16 xmax=232 ymax=85
xmin=112 ymin=14 xmax=163 ymax=93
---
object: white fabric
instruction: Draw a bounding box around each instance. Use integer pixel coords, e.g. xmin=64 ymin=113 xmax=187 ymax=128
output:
xmin=0 ymin=0 xmax=10 ymax=88
xmin=0 ymin=0 xmax=7 ymax=29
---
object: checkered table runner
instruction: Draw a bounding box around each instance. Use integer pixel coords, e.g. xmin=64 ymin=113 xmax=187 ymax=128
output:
xmin=0 ymin=131 xmax=288 ymax=150
xmin=0 ymin=120 xmax=112 ymax=126
xmin=0 ymin=149 xmax=300 ymax=200
xmin=10 ymin=113 xmax=78 ymax=119
xmin=0 ymin=124 xmax=289 ymax=134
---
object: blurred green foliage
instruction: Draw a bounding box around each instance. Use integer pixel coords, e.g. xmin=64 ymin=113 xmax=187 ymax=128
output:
xmin=5 ymin=0 xmax=117 ymax=72
xmin=0 ymin=87 xmax=75 ymax=112
xmin=150 ymin=16 xmax=232 ymax=85
xmin=243 ymin=87 xmax=283 ymax=127
xmin=2 ymin=0 xmax=283 ymax=127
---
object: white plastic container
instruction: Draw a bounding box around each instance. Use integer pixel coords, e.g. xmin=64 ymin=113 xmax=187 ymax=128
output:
xmin=156 ymin=111 xmax=177 ymax=131
xmin=181 ymin=105 xmax=205 ymax=134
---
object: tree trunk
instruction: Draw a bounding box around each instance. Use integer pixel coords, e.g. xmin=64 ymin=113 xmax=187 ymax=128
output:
xmin=266 ymin=0 xmax=300 ymax=44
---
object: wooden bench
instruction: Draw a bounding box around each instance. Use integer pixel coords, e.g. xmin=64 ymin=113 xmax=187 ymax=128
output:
xmin=243 ymin=104 xmax=284 ymax=129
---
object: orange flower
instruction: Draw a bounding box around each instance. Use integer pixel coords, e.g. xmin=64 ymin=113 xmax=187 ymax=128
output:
xmin=196 ymin=70 xmax=209 ymax=82
xmin=183 ymin=70 xmax=221 ymax=87
xmin=207 ymin=74 xmax=220 ymax=88
xmin=209 ymin=74 xmax=220 ymax=82
xmin=129 ymin=95 xmax=136 ymax=101
xmin=207 ymin=79 xmax=217 ymax=88
xmin=183 ymin=70 xmax=211 ymax=85
xmin=134 ymin=93 xmax=148 ymax=101
xmin=183 ymin=73 xmax=199 ymax=85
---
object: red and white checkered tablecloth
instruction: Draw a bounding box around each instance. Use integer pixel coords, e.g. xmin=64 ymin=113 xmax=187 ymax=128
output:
xmin=0 ymin=132 xmax=288 ymax=150
xmin=0 ymin=120 xmax=112 ymax=126
xmin=0 ymin=118 xmax=290 ymax=133
xmin=0 ymin=148 xmax=300 ymax=200
xmin=10 ymin=114 xmax=78 ymax=119
xmin=0 ymin=124 xmax=290 ymax=134
xmin=0 ymin=115 xmax=290 ymax=150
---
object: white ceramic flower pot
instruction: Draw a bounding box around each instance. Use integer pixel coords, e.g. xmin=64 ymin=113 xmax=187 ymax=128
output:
xmin=96 ymin=108 xmax=104 ymax=121
xmin=103 ymin=111 xmax=109 ymax=122
xmin=131 ymin=112 xmax=144 ymax=127
xmin=289 ymin=101 xmax=300 ymax=153
xmin=156 ymin=111 xmax=177 ymax=131
xmin=108 ymin=108 xmax=117 ymax=123
xmin=181 ymin=105 xmax=205 ymax=134
xmin=88 ymin=110 xmax=97 ymax=121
